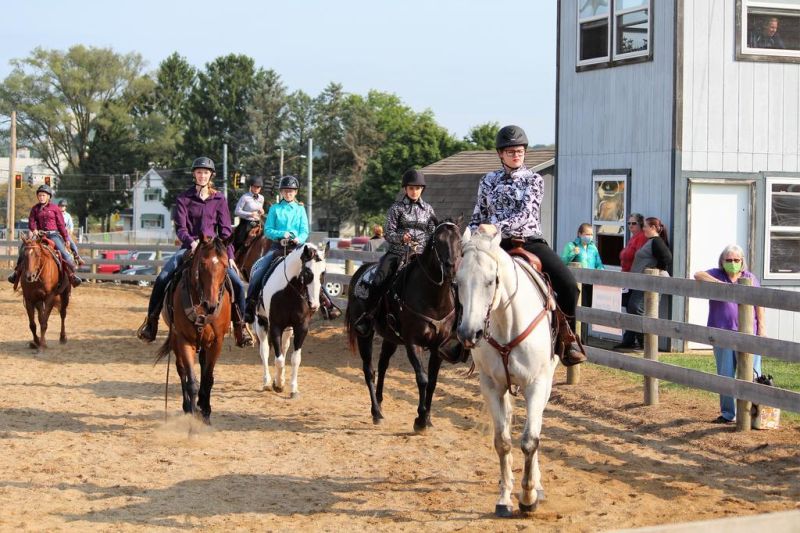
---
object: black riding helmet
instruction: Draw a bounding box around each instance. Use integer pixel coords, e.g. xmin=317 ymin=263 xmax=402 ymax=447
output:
xmin=191 ymin=156 xmax=216 ymax=173
xmin=248 ymin=175 xmax=264 ymax=188
xmin=58 ymin=199 xmax=68 ymax=206
xmin=279 ymin=175 xmax=300 ymax=190
xmin=495 ymin=125 xmax=529 ymax=150
xmin=36 ymin=184 xmax=54 ymax=197
xmin=401 ymin=169 xmax=426 ymax=188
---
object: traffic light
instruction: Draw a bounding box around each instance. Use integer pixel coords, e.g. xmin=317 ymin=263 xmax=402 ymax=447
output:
xmin=15 ymin=174 xmax=21 ymax=189
xmin=27 ymin=174 xmax=33 ymax=186
xmin=44 ymin=176 xmax=51 ymax=186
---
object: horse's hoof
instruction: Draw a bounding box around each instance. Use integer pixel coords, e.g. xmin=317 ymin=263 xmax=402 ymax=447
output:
xmin=519 ymin=501 xmax=537 ymax=515
xmin=290 ymin=391 xmax=299 ymax=399
xmin=202 ymin=416 xmax=211 ymax=426
xmin=413 ymin=420 xmax=428 ymax=434
xmin=59 ymin=336 xmax=67 ymax=344
xmin=273 ymin=385 xmax=283 ymax=393
xmin=372 ymin=416 xmax=383 ymax=425
xmin=261 ymin=383 xmax=272 ymax=392
xmin=28 ymin=342 xmax=38 ymax=350
xmin=495 ymin=504 xmax=514 ymax=518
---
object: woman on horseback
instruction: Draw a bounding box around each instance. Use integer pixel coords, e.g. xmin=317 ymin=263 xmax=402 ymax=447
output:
xmin=353 ymin=169 xmax=437 ymax=336
xmin=468 ymin=125 xmax=586 ymax=367
xmin=7 ymin=184 xmax=81 ymax=287
xmin=136 ymin=156 xmax=254 ymax=347
xmin=232 ymin=175 xmax=266 ymax=250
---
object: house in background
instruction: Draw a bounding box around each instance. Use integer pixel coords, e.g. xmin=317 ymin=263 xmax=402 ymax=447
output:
xmin=130 ymin=168 xmax=173 ymax=242
xmin=556 ymin=0 xmax=800 ymax=346
xmin=422 ymin=148 xmax=555 ymax=244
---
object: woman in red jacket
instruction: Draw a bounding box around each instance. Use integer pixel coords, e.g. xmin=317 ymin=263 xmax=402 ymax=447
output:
xmin=615 ymin=212 xmax=647 ymax=350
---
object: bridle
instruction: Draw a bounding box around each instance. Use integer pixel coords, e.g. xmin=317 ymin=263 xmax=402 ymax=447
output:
xmin=416 ymin=221 xmax=459 ymax=287
xmin=183 ymin=241 xmax=228 ymax=348
xmin=22 ymin=240 xmax=46 ymax=282
xmin=282 ymin=243 xmax=320 ymax=311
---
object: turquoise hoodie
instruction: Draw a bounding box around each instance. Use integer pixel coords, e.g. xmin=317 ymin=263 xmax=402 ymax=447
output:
xmin=264 ymin=200 xmax=309 ymax=244
xmin=560 ymin=237 xmax=604 ymax=270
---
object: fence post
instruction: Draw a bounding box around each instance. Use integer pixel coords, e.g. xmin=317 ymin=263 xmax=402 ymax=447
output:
xmin=736 ymin=277 xmax=754 ymax=432
xmin=155 ymin=249 xmax=162 ymax=276
xmin=345 ymin=259 xmax=356 ymax=276
xmin=567 ymin=261 xmax=582 ymax=385
xmin=90 ymin=248 xmax=97 ymax=283
xmin=643 ymin=267 xmax=661 ymax=405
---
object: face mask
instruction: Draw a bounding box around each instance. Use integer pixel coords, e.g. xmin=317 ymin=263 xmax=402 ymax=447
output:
xmin=723 ymin=261 xmax=742 ymax=274
xmin=580 ymin=235 xmax=593 ymax=245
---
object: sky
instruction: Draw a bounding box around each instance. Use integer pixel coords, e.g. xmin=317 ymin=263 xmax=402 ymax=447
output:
xmin=2 ymin=0 xmax=557 ymax=143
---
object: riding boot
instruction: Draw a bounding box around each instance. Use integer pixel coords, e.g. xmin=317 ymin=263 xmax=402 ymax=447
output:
xmin=64 ymin=263 xmax=82 ymax=287
xmin=244 ymin=294 xmax=258 ymax=324
xmin=231 ymin=305 xmax=254 ymax=347
xmin=7 ymin=257 xmax=22 ymax=284
xmin=136 ymin=313 xmax=160 ymax=343
xmin=555 ymin=309 xmax=587 ymax=367
xmin=319 ymin=288 xmax=341 ymax=320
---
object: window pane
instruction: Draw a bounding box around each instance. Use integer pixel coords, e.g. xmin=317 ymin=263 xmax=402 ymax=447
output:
xmin=616 ymin=9 xmax=649 ymax=55
xmin=747 ymin=9 xmax=800 ymax=51
xmin=769 ymin=233 xmax=800 ymax=273
xmin=579 ymin=0 xmax=609 ymax=19
xmin=594 ymin=180 xmax=625 ymax=222
xmin=771 ymin=190 xmax=800 ymax=227
xmin=617 ymin=0 xmax=647 ymax=10
xmin=580 ymin=19 xmax=609 ymax=60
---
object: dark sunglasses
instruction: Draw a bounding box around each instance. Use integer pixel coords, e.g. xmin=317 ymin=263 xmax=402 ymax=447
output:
xmin=627 ymin=221 xmax=639 ymax=226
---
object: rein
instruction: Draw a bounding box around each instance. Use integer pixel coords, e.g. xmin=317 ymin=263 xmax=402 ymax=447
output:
xmin=23 ymin=243 xmax=46 ymax=282
xmin=281 ymin=243 xmax=316 ymax=311
xmin=182 ymin=245 xmax=228 ymax=351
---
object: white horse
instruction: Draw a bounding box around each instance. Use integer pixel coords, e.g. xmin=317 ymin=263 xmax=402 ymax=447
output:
xmin=455 ymin=225 xmax=559 ymax=518
xmin=251 ymin=243 xmax=326 ymax=398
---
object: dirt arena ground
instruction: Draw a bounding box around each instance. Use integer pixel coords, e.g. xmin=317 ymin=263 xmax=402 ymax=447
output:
xmin=0 ymin=284 xmax=797 ymax=532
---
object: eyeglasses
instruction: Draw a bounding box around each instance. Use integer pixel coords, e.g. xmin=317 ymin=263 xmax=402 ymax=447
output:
xmin=724 ymin=258 xmax=742 ymax=263
xmin=502 ymin=149 xmax=526 ymax=157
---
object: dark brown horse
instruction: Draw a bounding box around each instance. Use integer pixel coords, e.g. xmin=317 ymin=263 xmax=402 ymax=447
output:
xmin=345 ymin=219 xmax=462 ymax=433
xmin=156 ymin=236 xmax=231 ymax=423
xmin=18 ymin=234 xmax=70 ymax=351
xmin=234 ymin=223 xmax=270 ymax=282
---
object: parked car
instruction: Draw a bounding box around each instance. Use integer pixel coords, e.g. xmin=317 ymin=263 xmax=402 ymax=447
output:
xmin=119 ymin=265 xmax=156 ymax=287
xmin=97 ymin=250 xmax=130 ymax=274
xmin=123 ymin=250 xmax=173 ymax=270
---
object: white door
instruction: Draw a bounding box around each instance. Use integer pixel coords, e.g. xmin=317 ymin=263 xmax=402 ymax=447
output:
xmin=687 ymin=182 xmax=752 ymax=349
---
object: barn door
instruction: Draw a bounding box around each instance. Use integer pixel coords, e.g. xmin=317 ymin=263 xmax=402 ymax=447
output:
xmin=686 ymin=180 xmax=754 ymax=350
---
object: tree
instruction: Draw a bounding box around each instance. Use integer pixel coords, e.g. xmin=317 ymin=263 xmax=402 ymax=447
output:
xmin=281 ymin=90 xmax=316 ymax=178
xmin=465 ymin=121 xmax=500 ymax=150
xmin=0 ymin=45 xmax=148 ymax=228
xmin=240 ymin=69 xmax=287 ymax=179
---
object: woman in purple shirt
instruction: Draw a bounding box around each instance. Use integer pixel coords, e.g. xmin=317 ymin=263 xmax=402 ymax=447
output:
xmin=694 ymin=244 xmax=765 ymax=424
xmin=137 ymin=157 xmax=253 ymax=347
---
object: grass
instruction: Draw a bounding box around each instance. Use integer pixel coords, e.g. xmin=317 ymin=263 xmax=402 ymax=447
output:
xmin=588 ymin=350 xmax=800 ymax=423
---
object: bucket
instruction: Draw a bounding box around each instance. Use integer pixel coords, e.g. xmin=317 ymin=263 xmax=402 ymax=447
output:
xmin=751 ymin=404 xmax=781 ymax=430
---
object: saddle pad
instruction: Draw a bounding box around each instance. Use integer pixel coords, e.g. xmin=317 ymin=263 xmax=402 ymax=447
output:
xmin=353 ymin=264 xmax=379 ymax=301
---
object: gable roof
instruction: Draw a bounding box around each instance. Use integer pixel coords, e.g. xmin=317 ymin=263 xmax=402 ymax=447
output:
xmin=420 ymin=148 xmax=555 ymax=222
xmin=131 ymin=168 xmax=172 ymax=190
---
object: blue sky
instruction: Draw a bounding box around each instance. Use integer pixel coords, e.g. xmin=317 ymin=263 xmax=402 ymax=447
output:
xmin=2 ymin=0 xmax=557 ymax=143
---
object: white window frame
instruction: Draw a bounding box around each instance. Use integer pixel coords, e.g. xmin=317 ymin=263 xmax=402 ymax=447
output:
xmin=739 ymin=0 xmax=800 ymax=60
xmin=577 ymin=0 xmax=652 ymax=68
xmin=143 ymin=188 xmax=162 ymax=202
xmin=577 ymin=1 xmax=611 ymax=66
xmin=613 ymin=1 xmax=651 ymax=61
xmin=764 ymin=177 xmax=800 ymax=279
xmin=591 ymin=173 xmax=628 ymax=267
xmin=140 ymin=213 xmax=164 ymax=230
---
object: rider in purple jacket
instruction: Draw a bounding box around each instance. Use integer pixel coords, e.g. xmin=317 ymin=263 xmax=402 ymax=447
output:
xmin=136 ymin=157 xmax=254 ymax=347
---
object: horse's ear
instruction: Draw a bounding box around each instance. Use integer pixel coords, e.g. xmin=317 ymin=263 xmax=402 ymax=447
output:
xmin=300 ymin=244 xmax=313 ymax=261
xmin=461 ymin=226 xmax=472 ymax=246
xmin=455 ymin=214 xmax=464 ymax=228
xmin=490 ymin=228 xmax=502 ymax=248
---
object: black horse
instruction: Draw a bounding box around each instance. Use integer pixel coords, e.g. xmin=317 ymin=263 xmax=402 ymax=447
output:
xmin=345 ymin=219 xmax=462 ymax=433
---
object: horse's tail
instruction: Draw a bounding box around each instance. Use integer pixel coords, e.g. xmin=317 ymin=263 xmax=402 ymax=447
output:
xmin=344 ymin=262 xmax=372 ymax=354
xmin=344 ymin=302 xmax=357 ymax=353
xmin=154 ymin=329 xmax=172 ymax=363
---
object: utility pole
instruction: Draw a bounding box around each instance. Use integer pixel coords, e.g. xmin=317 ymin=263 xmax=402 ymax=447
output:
xmin=279 ymin=146 xmax=284 ymax=176
xmin=307 ymin=138 xmax=313 ymax=230
xmin=222 ymin=143 xmax=228 ymax=199
xmin=6 ymin=111 xmax=16 ymax=241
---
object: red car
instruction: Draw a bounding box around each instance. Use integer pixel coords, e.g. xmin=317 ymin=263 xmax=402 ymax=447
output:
xmin=97 ymin=250 xmax=130 ymax=274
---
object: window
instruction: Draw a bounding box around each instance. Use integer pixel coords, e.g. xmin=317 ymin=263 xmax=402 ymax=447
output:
xmin=737 ymin=0 xmax=800 ymax=62
xmin=592 ymin=174 xmax=628 ymax=266
xmin=143 ymin=188 xmax=162 ymax=202
xmin=577 ymin=0 xmax=651 ymax=69
xmin=765 ymin=178 xmax=800 ymax=279
xmin=140 ymin=214 xmax=164 ymax=229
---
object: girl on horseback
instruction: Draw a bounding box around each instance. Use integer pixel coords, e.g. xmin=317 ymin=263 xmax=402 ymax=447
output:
xmin=136 ymin=156 xmax=254 ymax=347
xmin=232 ymin=175 xmax=265 ymax=250
xmin=7 ymin=184 xmax=81 ymax=288
xmin=353 ymin=169 xmax=437 ymax=336
xmin=468 ymin=125 xmax=587 ymax=367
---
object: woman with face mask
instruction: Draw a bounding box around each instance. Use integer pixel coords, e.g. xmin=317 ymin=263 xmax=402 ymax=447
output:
xmin=694 ymin=244 xmax=765 ymax=424
xmin=560 ymin=223 xmax=604 ymax=310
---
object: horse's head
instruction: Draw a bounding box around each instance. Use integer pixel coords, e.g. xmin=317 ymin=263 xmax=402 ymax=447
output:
xmin=455 ymin=225 xmax=503 ymax=348
xmin=191 ymin=236 xmax=230 ymax=313
xmin=21 ymin=233 xmax=47 ymax=283
xmin=422 ymin=217 xmax=462 ymax=282
xmin=296 ymin=243 xmax=326 ymax=312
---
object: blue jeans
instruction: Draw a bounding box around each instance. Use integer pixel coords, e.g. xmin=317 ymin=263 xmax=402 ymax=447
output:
xmin=622 ymin=289 xmax=645 ymax=346
xmin=246 ymin=244 xmax=281 ymax=301
xmin=147 ymin=249 xmax=246 ymax=320
xmin=42 ymin=232 xmax=75 ymax=269
xmin=713 ymin=346 xmax=762 ymax=421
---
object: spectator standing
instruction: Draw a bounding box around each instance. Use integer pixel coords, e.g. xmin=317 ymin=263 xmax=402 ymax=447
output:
xmin=694 ymin=244 xmax=765 ymax=424
xmin=560 ymin=223 xmax=603 ymax=307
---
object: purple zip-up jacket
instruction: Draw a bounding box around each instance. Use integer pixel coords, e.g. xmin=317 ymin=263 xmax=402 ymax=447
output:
xmin=28 ymin=202 xmax=69 ymax=242
xmin=174 ymin=187 xmax=234 ymax=258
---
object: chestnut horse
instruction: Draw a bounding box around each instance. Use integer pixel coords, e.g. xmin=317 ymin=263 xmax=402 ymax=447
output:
xmin=156 ymin=236 xmax=231 ymax=423
xmin=344 ymin=220 xmax=462 ymax=433
xmin=18 ymin=234 xmax=70 ymax=351
xmin=234 ymin=223 xmax=270 ymax=282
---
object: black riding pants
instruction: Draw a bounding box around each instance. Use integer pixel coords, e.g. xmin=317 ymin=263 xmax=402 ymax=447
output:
xmin=502 ymin=238 xmax=579 ymax=327
xmin=372 ymin=252 xmax=401 ymax=293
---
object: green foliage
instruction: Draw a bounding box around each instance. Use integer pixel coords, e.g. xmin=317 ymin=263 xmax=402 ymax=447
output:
xmin=0 ymin=183 xmax=38 ymax=223
xmin=241 ymin=69 xmax=288 ymax=178
xmin=465 ymin=121 xmax=500 ymax=150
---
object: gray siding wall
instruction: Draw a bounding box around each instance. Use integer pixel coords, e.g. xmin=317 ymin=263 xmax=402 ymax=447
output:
xmin=682 ymin=0 xmax=800 ymax=171
xmin=557 ymin=0 xmax=676 ymax=245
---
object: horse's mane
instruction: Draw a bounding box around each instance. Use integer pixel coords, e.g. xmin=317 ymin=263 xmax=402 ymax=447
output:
xmin=462 ymin=228 xmax=500 ymax=259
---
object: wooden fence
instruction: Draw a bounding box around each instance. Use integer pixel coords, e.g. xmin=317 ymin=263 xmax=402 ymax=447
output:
xmin=3 ymin=241 xmax=798 ymax=425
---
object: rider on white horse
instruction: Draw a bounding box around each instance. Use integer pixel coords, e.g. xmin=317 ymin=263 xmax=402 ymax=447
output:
xmin=468 ymin=125 xmax=587 ymax=367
